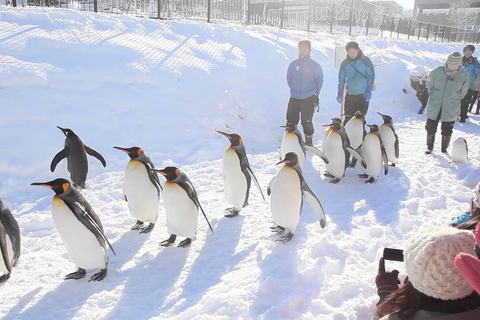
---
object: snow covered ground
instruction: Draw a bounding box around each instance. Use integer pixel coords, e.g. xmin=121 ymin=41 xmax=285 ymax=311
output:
xmin=1 ymin=7 xmax=480 ymax=320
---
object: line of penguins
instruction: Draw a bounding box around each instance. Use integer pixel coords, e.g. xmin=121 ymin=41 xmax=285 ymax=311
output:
xmin=0 ymin=113 xmax=468 ymax=283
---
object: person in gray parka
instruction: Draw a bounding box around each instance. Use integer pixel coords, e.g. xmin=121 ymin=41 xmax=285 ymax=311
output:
xmin=425 ymin=52 xmax=469 ymax=154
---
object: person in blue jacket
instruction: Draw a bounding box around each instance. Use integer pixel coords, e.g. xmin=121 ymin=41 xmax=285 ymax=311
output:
xmin=337 ymin=41 xmax=375 ymax=124
xmin=286 ymin=39 xmax=324 ymax=146
xmin=460 ymin=44 xmax=480 ymax=122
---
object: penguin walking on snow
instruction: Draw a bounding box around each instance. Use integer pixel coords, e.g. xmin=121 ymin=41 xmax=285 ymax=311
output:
xmin=114 ymin=147 xmax=162 ymax=233
xmin=31 ymin=179 xmax=116 ymax=281
xmin=152 ymin=167 xmax=214 ymax=248
xmin=322 ymin=117 xmax=342 ymax=153
xmin=0 ymin=196 xmax=20 ymax=283
xmin=377 ymin=113 xmax=399 ymax=166
xmin=451 ymin=138 xmax=468 ymax=163
xmin=217 ymin=131 xmax=264 ymax=218
xmin=344 ymin=111 xmax=366 ymax=168
xmin=280 ymin=124 xmax=328 ymax=172
xmin=359 ymin=124 xmax=388 ymax=183
xmin=51 ymin=126 xmax=106 ymax=189
xmin=323 ymin=122 xmax=366 ymax=183
xmin=267 ymin=152 xmax=326 ymax=243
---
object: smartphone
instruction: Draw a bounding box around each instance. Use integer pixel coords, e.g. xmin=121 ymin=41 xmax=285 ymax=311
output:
xmin=383 ymin=248 xmax=404 ymax=262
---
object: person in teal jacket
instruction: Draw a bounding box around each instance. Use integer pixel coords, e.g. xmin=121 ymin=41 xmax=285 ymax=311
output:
xmin=459 ymin=44 xmax=480 ymax=122
xmin=425 ymin=52 xmax=469 ymax=154
xmin=336 ymin=41 xmax=375 ymax=124
xmin=286 ymin=39 xmax=324 ymax=146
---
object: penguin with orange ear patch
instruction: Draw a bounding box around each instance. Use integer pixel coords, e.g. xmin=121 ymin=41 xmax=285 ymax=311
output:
xmin=114 ymin=146 xmax=162 ymax=233
xmin=152 ymin=167 xmax=214 ymax=248
xmin=31 ymin=178 xmax=116 ymax=282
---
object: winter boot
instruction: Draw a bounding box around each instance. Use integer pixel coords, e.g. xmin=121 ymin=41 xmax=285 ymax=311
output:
xmin=418 ymin=106 xmax=425 ymax=114
xmin=441 ymin=135 xmax=451 ymax=153
xmin=425 ymin=134 xmax=435 ymax=154
xmin=305 ymin=135 xmax=313 ymax=146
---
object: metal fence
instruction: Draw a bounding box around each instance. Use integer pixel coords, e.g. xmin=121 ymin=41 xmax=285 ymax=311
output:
xmin=3 ymin=0 xmax=480 ymax=43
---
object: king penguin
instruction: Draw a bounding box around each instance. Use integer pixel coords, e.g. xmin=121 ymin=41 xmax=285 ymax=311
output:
xmin=344 ymin=111 xmax=366 ymax=168
xmin=323 ymin=122 xmax=366 ymax=183
xmin=451 ymin=138 xmax=468 ymax=163
xmin=0 ymin=196 xmax=20 ymax=283
xmin=31 ymin=178 xmax=116 ymax=281
xmin=114 ymin=146 xmax=162 ymax=233
xmin=51 ymin=126 xmax=106 ymax=189
xmin=267 ymin=152 xmax=326 ymax=243
xmin=322 ymin=117 xmax=342 ymax=153
xmin=280 ymin=124 xmax=328 ymax=172
xmin=217 ymin=131 xmax=264 ymax=218
xmin=359 ymin=124 xmax=388 ymax=183
xmin=377 ymin=113 xmax=399 ymax=166
xmin=152 ymin=167 xmax=214 ymax=248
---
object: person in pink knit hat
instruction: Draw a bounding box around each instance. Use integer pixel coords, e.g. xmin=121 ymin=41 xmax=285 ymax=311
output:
xmin=455 ymin=222 xmax=480 ymax=296
xmin=374 ymin=226 xmax=480 ymax=319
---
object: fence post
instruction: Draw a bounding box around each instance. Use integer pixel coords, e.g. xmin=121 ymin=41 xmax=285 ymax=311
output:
xmin=365 ymin=11 xmax=370 ymax=36
xmin=349 ymin=7 xmax=353 ymax=36
xmin=94 ymin=0 xmax=98 ymax=13
xmin=417 ymin=22 xmax=422 ymax=40
xmin=397 ymin=18 xmax=401 ymax=39
xmin=330 ymin=4 xmax=334 ymax=34
xmin=12 ymin=0 xmax=16 ymax=7
xmin=407 ymin=19 xmax=412 ymax=39
xmin=207 ymin=0 xmax=212 ymax=22
xmin=426 ymin=23 xmax=430 ymax=41
xmin=380 ymin=14 xmax=385 ymax=37
xmin=247 ymin=0 xmax=251 ymax=25
xmin=434 ymin=25 xmax=438 ymax=42
xmin=307 ymin=0 xmax=312 ymax=32
xmin=280 ymin=0 xmax=285 ymax=29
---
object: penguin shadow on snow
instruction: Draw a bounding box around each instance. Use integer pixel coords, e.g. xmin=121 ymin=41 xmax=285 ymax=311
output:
xmin=157 ymin=215 xmax=250 ymax=315
xmin=1 ymin=287 xmax=42 ymax=320
xmin=104 ymin=242 xmax=190 ymax=319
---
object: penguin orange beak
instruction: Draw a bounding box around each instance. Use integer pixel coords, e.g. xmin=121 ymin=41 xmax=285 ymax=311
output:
xmin=31 ymin=182 xmax=53 ymax=188
xmin=113 ymin=146 xmax=130 ymax=154
xmin=216 ymin=131 xmax=231 ymax=140
xmin=57 ymin=126 xmax=68 ymax=135
xmin=276 ymin=159 xmax=290 ymax=166
xmin=151 ymin=168 xmax=167 ymax=176
xmin=377 ymin=112 xmax=386 ymax=118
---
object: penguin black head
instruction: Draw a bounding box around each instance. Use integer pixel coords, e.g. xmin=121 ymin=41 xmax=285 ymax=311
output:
xmin=354 ymin=111 xmax=364 ymax=119
xmin=367 ymin=124 xmax=379 ymax=133
xmin=331 ymin=117 xmax=342 ymax=123
xmin=31 ymin=178 xmax=71 ymax=195
xmin=377 ymin=112 xmax=393 ymax=125
xmin=57 ymin=126 xmax=76 ymax=137
xmin=114 ymin=146 xmax=144 ymax=159
xmin=152 ymin=166 xmax=180 ymax=182
xmin=323 ymin=122 xmax=342 ymax=132
xmin=217 ymin=131 xmax=243 ymax=147
xmin=276 ymin=152 xmax=299 ymax=167
xmin=280 ymin=123 xmax=297 ymax=132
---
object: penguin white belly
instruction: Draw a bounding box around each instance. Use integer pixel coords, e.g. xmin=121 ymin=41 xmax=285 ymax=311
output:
xmin=281 ymin=134 xmax=305 ymax=171
xmin=379 ymin=126 xmax=397 ymax=164
xmin=362 ymin=135 xmax=382 ymax=178
xmin=345 ymin=121 xmax=363 ymax=150
xmin=451 ymin=138 xmax=468 ymax=163
xmin=270 ymin=167 xmax=302 ymax=234
xmin=223 ymin=148 xmax=248 ymax=210
xmin=124 ymin=160 xmax=159 ymax=223
xmin=322 ymin=128 xmax=331 ymax=153
xmin=51 ymin=197 xmax=106 ymax=270
xmin=325 ymin=133 xmax=346 ymax=179
xmin=163 ymin=182 xmax=198 ymax=238
xmin=0 ymin=235 xmax=14 ymax=274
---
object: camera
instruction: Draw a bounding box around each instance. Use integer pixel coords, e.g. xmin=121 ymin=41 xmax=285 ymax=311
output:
xmin=383 ymin=248 xmax=404 ymax=262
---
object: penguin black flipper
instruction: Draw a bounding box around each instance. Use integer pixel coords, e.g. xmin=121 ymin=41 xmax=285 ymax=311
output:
xmin=85 ymin=145 xmax=107 ymax=167
xmin=177 ymin=176 xmax=214 ymax=234
xmin=346 ymin=146 xmax=367 ymax=170
xmin=67 ymin=196 xmax=116 ymax=256
xmin=394 ymin=131 xmax=400 ymax=159
xmin=0 ymin=222 xmax=12 ymax=273
xmin=145 ymin=163 xmax=163 ymax=197
xmin=377 ymin=134 xmax=389 ymax=176
xmin=304 ymin=145 xmax=329 ymax=164
xmin=0 ymin=197 xmax=20 ymax=266
xmin=267 ymin=177 xmax=276 ymax=196
xmin=50 ymin=148 xmax=69 ymax=172
xmin=296 ymin=171 xmax=326 ymax=228
xmin=246 ymin=167 xmax=265 ymax=201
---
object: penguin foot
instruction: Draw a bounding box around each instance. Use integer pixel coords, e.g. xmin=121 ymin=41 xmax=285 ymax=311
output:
xmin=329 ymin=178 xmax=341 ymax=184
xmin=131 ymin=220 xmax=144 ymax=231
xmin=323 ymin=171 xmax=335 ymax=178
xmin=160 ymin=234 xmax=177 ymax=247
xmin=89 ymin=269 xmax=107 ymax=282
xmin=277 ymin=232 xmax=293 ymax=243
xmin=270 ymin=226 xmax=285 ymax=233
xmin=365 ymin=177 xmax=375 ymax=184
xmin=0 ymin=273 xmax=11 ymax=283
xmin=140 ymin=223 xmax=155 ymax=234
xmin=389 ymin=163 xmax=396 ymax=167
xmin=64 ymin=268 xmax=86 ymax=280
xmin=178 ymin=238 xmax=192 ymax=248
xmin=357 ymin=174 xmax=369 ymax=178
xmin=425 ymin=150 xmax=432 ymax=155
xmin=224 ymin=208 xmax=240 ymax=218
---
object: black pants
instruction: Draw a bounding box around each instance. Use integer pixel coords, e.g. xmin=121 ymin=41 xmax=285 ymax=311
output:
xmin=425 ymin=110 xmax=454 ymax=136
xmin=469 ymin=90 xmax=479 ymax=111
xmin=460 ymin=88 xmax=473 ymax=121
xmin=286 ymin=95 xmax=316 ymax=136
xmin=344 ymin=93 xmax=369 ymax=124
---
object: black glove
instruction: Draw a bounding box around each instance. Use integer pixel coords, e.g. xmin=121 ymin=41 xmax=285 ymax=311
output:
xmin=375 ymin=257 xmax=400 ymax=305
xmin=314 ymin=94 xmax=319 ymax=112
